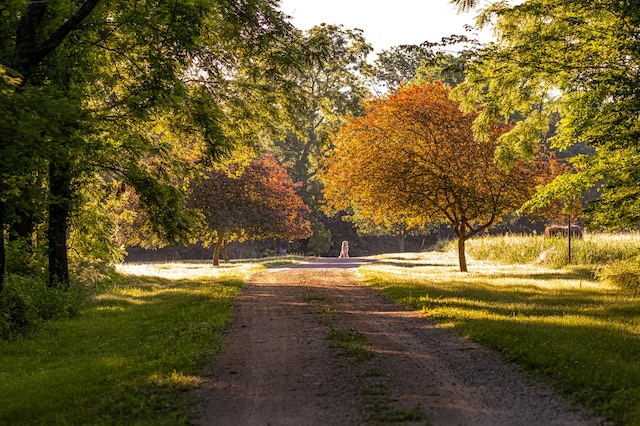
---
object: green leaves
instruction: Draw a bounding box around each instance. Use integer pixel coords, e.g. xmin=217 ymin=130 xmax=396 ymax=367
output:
xmin=1 ymin=0 xmax=306 ymax=282
xmin=455 ymin=0 xmax=640 ymax=229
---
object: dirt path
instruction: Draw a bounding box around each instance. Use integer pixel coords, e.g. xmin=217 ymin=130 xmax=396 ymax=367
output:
xmin=193 ymin=258 xmax=600 ymax=425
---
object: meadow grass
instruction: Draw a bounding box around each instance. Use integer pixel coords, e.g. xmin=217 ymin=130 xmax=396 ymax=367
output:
xmin=358 ymin=249 xmax=640 ymax=425
xmin=465 ymin=232 xmax=640 ymax=268
xmin=0 ymin=259 xmax=279 ymax=425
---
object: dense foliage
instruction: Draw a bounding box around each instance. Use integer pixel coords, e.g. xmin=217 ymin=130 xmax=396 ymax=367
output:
xmin=321 ymin=83 xmax=554 ymax=271
xmin=188 ymin=155 xmax=311 ymax=265
xmin=0 ymin=0 xmax=298 ymax=290
xmin=452 ymin=0 xmax=640 ymax=230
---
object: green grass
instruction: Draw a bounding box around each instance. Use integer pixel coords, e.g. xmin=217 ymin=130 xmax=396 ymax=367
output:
xmin=359 ymin=250 xmax=640 ymax=425
xmin=327 ymin=328 xmax=375 ymax=363
xmin=0 ymin=260 xmax=256 ymax=425
xmin=465 ymin=232 xmax=640 ymax=268
xmin=360 ymin=378 xmax=430 ymax=425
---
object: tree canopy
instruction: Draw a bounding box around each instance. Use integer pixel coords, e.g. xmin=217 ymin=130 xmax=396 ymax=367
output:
xmin=452 ymin=0 xmax=640 ymax=230
xmin=321 ymin=82 xmax=550 ymax=271
xmin=188 ymin=155 xmax=311 ymax=265
xmin=0 ymin=0 xmax=298 ymax=287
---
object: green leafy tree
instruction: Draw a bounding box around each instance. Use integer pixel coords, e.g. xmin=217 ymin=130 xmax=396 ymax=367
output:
xmin=264 ymin=24 xmax=372 ymax=252
xmin=0 ymin=0 xmax=296 ymax=287
xmin=371 ymin=44 xmax=435 ymax=92
xmin=372 ymin=44 xmax=472 ymax=94
xmin=452 ymin=0 xmax=640 ymax=230
xmin=415 ymin=53 xmax=467 ymax=87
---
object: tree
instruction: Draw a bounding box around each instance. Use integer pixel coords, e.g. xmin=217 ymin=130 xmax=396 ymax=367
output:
xmin=371 ymin=44 xmax=435 ymax=93
xmin=263 ymin=24 xmax=373 ymax=252
xmin=321 ymin=83 xmax=549 ymax=272
xmin=188 ymin=155 xmax=311 ymax=265
xmin=452 ymin=0 xmax=640 ymax=230
xmin=372 ymin=43 xmax=473 ymax=94
xmin=1 ymin=0 xmax=297 ymax=286
xmin=415 ymin=53 xmax=468 ymax=87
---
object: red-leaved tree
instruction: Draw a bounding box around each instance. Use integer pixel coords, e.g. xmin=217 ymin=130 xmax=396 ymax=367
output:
xmin=188 ymin=155 xmax=311 ymax=265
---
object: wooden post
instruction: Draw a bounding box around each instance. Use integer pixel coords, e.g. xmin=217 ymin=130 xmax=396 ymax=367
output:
xmin=567 ymin=219 xmax=572 ymax=264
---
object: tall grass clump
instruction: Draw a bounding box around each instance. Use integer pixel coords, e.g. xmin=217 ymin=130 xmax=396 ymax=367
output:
xmin=597 ymin=256 xmax=640 ymax=296
xmin=467 ymin=232 xmax=640 ymax=269
xmin=465 ymin=234 xmax=559 ymax=264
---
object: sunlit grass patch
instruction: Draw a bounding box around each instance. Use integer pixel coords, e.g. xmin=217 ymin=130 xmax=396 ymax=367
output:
xmin=0 ymin=263 xmax=247 ymax=425
xmin=359 ymin=252 xmax=640 ymax=425
xmin=466 ymin=232 xmax=640 ymax=268
xmin=116 ymin=259 xmax=261 ymax=281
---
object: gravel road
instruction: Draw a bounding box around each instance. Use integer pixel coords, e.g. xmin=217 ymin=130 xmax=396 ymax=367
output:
xmin=193 ymin=258 xmax=602 ymax=425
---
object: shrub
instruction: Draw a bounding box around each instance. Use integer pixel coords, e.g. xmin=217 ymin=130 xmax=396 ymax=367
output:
xmin=0 ymin=274 xmax=87 ymax=339
xmin=5 ymin=238 xmax=47 ymax=279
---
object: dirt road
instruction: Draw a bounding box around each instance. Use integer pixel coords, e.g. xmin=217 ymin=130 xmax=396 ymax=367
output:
xmin=193 ymin=258 xmax=600 ymax=425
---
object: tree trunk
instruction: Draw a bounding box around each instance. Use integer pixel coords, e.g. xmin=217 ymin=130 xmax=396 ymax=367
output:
xmin=0 ymin=201 xmax=5 ymax=292
xmin=398 ymin=232 xmax=405 ymax=253
xmin=48 ymin=161 xmax=71 ymax=288
xmin=222 ymin=240 xmax=230 ymax=262
xmin=457 ymin=236 xmax=468 ymax=272
xmin=213 ymin=237 xmax=223 ymax=266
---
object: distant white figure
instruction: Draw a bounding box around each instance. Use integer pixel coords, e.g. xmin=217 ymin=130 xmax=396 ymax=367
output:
xmin=339 ymin=241 xmax=349 ymax=258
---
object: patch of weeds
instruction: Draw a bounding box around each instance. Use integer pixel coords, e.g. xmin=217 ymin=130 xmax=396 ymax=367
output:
xmin=317 ymin=306 xmax=336 ymax=314
xmin=304 ymin=290 xmax=335 ymax=317
xmin=304 ymin=293 xmax=325 ymax=303
xmin=360 ymin=376 xmax=430 ymax=425
xmin=327 ymin=328 xmax=375 ymax=363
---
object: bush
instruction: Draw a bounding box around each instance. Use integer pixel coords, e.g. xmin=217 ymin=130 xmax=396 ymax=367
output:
xmin=5 ymin=238 xmax=47 ymax=279
xmin=0 ymin=275 xmax=87 ymax=339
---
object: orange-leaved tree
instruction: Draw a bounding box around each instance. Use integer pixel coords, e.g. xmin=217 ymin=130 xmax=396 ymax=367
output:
xmin=188 ymin=155 xmax=311 ymax=265
xmin=321 ymin=82 xmax=548 ymax=272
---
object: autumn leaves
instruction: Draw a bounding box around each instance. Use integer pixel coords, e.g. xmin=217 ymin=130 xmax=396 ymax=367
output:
xmin=320 ymin=83 xmax=551 ymax=271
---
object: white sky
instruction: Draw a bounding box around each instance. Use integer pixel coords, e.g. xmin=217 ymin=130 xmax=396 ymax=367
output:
xmin=278 ymin=0 xmax=492 ymax=54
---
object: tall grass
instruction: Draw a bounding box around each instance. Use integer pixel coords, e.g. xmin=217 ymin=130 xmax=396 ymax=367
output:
xmin=359 ymin=250 xmax=640 ymax=425
xmin=466 ymin=232 xmax=640 ymax=269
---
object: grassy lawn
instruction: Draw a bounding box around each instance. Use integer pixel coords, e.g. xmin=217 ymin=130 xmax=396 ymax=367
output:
xmin=0 ymin=260 xmax=272 ymax=425
xmin=358 ymin=249 xmax=640 ymax=425
xmin=2 ymin=246 xmax=638 ymax=425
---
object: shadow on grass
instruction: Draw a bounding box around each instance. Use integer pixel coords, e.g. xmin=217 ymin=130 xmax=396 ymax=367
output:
xmin=375 ymin=261 xmax=458 ymax=268
xmin=363 ymin=270 xmax=640 ymax=424
xmin=0 ymin=273 xmax=242 ymax=425
xmin=478 ymin=268 xmax=596 ymax=282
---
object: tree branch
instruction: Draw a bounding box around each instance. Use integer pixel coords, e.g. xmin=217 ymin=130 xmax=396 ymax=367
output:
xmin=17 ymin=0 xmax=103 ymax=75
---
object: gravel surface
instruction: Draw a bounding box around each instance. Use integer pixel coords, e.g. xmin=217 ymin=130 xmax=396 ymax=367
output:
xmin=193 ymin=258 xmax=603 ymax=425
